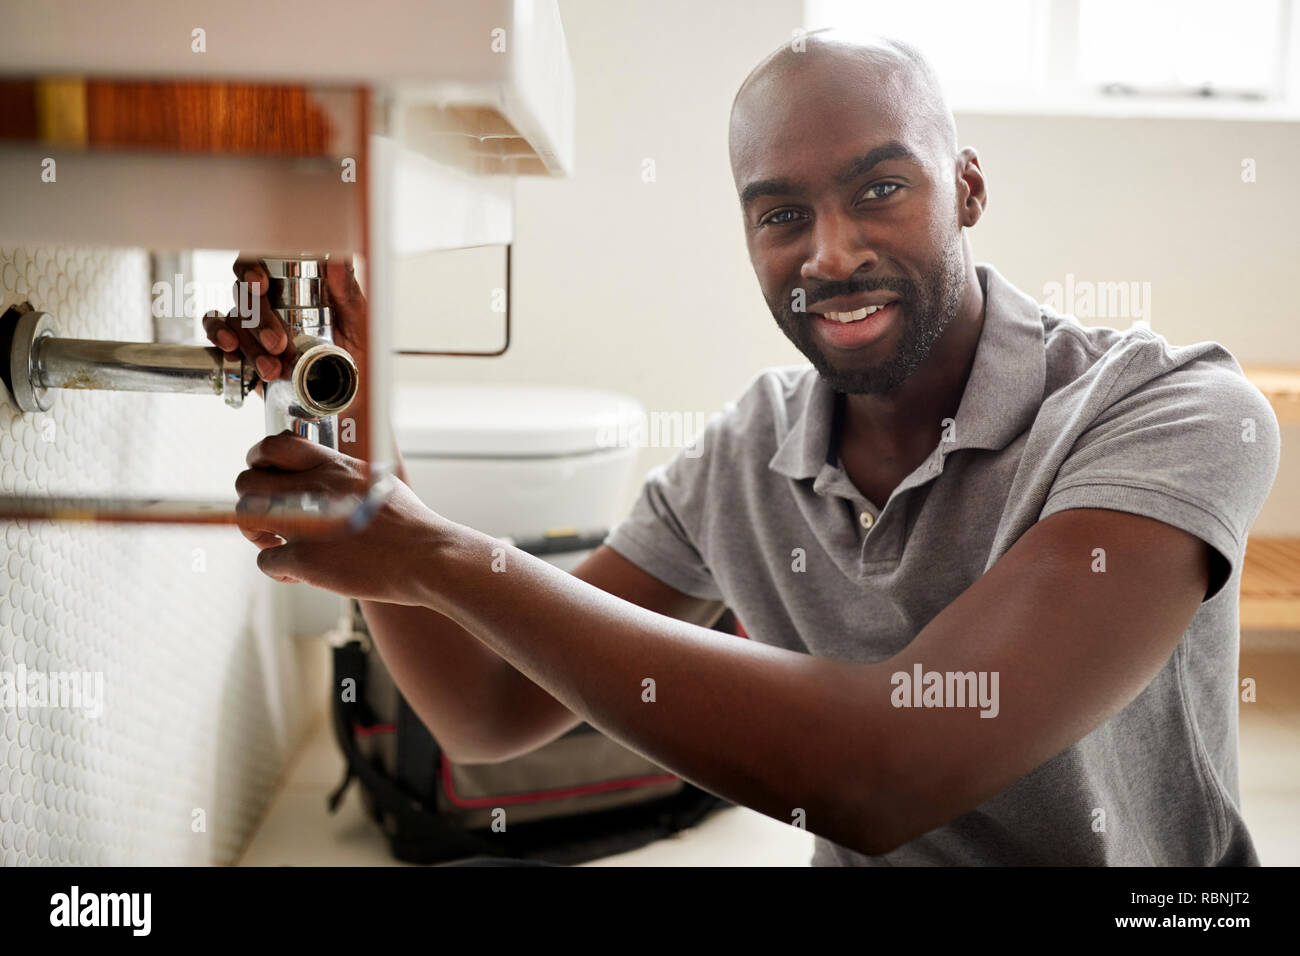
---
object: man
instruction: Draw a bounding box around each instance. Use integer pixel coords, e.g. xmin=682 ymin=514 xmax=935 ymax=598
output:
xmin=215 ymin=31 xmax=1280 ymax=865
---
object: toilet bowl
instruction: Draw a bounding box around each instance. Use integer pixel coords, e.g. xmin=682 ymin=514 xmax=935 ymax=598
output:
xmin=392 ymin=382 xmax=646 ymax=571
xmin=286 ymin=381 xmax=646 ymax=637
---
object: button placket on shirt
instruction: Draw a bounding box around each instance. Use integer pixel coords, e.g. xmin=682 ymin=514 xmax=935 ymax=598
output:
xmin=815 ymin=463 xmax=885 ymax=533
xmin=812 ymin=443 xmax=948 ymax=575
xmin=853 ymin=447 xmax=949 ymax=565
xmin=857 ymin=497 xmax=902 ymax=574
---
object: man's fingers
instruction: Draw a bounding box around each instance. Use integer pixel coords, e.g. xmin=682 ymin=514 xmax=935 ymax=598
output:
xmin=235 ymin=497 xmax=353 ymax=544
xmin=324 ymin=258 xmax=362 ymax=308
xmin=204 ymin=309 xmax=263 ymax=395
xmin=235 ymin=466 xmax=309 ymax=498
xmin=218 ymin=310 xmax=278 ymax=381
xmin=202 ymin=311 xmax=239 ymax=351
xmin=245 ymin=431 xmax=335 ymax=471
xmin=230 ymin=255 xmax=289 ymax=358
xmin=256 ymin=541 xmax=302 ymax=584
xmin=232 ymin=254 xmax=262 ymax=282
xmin=323 ymin=258 xmax=365 ymax=351
xmin=239 ymin=525 xmax=285 ymax=550
xmin=233 ymin=500 xmax=284 ymax=546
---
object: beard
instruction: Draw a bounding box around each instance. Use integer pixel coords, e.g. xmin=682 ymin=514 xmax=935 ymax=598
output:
xmin=769 ymin=237 xmax=967 ymax=395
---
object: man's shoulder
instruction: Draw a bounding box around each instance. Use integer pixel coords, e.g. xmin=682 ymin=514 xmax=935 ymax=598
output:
xmin=683 ymin=365 xmax=820 ymax=470
xmin=1035 ymin=307 xmax=1264 ymax=421
xmin=1029 ymin=306 xmax=1281 ymax=523
xmin=737 ymin=363 xmax=821 ymax=410
xmin=713 ymin=364 xmax=819 ymax=434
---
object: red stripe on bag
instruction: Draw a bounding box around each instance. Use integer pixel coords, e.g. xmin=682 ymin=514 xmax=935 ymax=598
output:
xmin=439 ymin=756 xmax=677 ymax=808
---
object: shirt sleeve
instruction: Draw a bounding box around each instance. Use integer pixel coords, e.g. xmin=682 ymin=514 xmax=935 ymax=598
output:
xmin=1039 ymin=355 xmax=1281 ymax=603
xmin=602 ymin=411 xmax=729 ymax=603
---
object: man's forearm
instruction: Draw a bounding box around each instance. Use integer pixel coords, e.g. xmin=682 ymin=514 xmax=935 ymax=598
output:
xmin=355 ymin=598 xmax=574 ymax=762
xmin=422 ymin=520 xmax=894 ymax=855
xmin=344 ymin=389 xmax=567 ymax=762
xmin=343 ymin=379 xmax=478 ymax=746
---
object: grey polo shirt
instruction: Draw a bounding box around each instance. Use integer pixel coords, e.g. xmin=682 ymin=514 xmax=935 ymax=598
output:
xmin=603 ymin=262 xmax=1280 ymax=866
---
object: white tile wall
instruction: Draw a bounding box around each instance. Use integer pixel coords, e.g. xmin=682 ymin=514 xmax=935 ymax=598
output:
xmin=0 ymin=245 xmax=326 ymax=865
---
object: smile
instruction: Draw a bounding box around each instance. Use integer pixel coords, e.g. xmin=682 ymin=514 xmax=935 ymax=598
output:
xmin=812 ymin=300 xmax=901 ymax=348
xmin=821 ymin=304 xmax=889 ymax=323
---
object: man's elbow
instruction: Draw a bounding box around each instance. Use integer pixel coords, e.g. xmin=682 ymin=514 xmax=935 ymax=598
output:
xmin=849 ymin=771 xmax=980 ymax=856
xmin=846 ymin=812 xmax=909 ymax=857
xmin=826 ymin=754 xmax=914 ymax=856
xmin=840 ymin=744 xmax=939 ymax=856
xmin=820 ymin=805 xmax=905 ymax=857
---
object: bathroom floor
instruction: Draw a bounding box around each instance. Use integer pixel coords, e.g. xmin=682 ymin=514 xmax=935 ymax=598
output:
xmin=1236 ymin=636 xmax=1300 ymax=865
xmin=240 ymin=634 xmax=1300 ymax=867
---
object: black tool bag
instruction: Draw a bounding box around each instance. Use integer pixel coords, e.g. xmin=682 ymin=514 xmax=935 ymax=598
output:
xmin=327 ymin=531 xmax=732 ymax=865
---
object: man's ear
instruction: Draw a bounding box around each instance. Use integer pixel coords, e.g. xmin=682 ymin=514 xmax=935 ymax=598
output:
xmin=957 ymin=147 xmax=987 ymax=227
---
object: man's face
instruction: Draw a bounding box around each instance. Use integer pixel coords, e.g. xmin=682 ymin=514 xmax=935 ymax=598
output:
xmin=731 ymin=60 xmax=967 ymax=395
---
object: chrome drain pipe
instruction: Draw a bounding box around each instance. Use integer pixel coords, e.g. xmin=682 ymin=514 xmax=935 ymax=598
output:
xmin=1 ymin=254 xmax=357 ymax=443
xmin=258 ymin=254 xmax=355 ymax=450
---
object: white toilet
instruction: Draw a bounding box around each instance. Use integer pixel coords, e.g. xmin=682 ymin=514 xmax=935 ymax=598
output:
xmin=392 ymin=382 xmax=647 ymax=571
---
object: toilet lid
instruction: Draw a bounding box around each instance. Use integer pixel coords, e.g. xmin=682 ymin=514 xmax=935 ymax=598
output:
xmin=392 ymin=383 xmax=646 ymax=457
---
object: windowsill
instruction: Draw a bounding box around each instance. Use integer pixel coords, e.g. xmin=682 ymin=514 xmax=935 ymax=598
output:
xmin=952 ymin=97 xmax=1300 ymax=123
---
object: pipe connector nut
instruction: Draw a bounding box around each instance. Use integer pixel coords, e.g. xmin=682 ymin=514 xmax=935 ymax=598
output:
xmin=289 ymin=339 xmax=359 ymax=419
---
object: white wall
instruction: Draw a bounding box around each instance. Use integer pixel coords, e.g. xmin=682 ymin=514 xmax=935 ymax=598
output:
xmin=0 ymin=246 xmax=325 ymax=864
xmin=395 ymin=0 xmax=1297 ymax=532
xmin=957 ymin=110 xmax=1300 ymax=532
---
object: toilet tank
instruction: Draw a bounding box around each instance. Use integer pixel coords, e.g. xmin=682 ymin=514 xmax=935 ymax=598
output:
xmin=393 ymin=383 xmax=646 ymax=569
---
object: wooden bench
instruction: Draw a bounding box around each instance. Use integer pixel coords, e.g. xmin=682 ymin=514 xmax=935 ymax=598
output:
xmin=1241 ymin=537 xmax=1300 ymax=629
xmin=1240 ymin=366 xmax=1298 ymax=631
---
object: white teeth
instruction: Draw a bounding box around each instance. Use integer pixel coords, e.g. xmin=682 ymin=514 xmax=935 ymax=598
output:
xmin=823 ymin=303 xmax=889 ymax=323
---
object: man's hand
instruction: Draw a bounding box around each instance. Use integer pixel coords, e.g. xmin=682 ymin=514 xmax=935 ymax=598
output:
xmin=201 ymin=253 xmax=367 ymax=391
xmin=235 ymin=432 xmax=445 ymax=606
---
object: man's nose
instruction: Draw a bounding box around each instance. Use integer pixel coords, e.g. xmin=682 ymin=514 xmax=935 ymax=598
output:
xmin=800 ymin=211 xmax=877 ymax=282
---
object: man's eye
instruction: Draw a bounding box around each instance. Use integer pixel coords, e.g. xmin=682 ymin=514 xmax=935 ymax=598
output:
xmin=761 ymin=209 xmax=803 ymax=226
xmin=862 ymin=182 xmax=902 ymax=201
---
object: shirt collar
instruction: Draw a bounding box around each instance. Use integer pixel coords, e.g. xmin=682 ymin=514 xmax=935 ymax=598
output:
xmin=768 ymin=262 xmax=1047 ymax=482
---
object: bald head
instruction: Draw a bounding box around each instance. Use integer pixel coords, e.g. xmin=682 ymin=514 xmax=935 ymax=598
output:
xmin=730 ymin=31 xmax=957 ymax=179
xmin=726 ymin=29 xmax=986 ymax=396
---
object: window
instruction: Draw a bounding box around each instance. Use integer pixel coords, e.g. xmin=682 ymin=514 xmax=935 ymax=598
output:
xmin=803 ymin=0 xmax=1300 ymax=116
xmin=1077 ymin=0 xmax=1284 ymax=97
